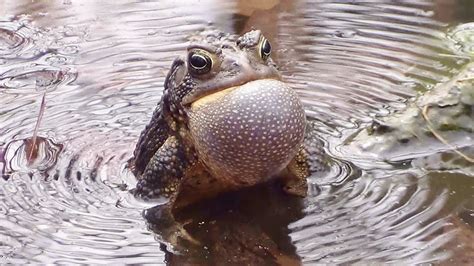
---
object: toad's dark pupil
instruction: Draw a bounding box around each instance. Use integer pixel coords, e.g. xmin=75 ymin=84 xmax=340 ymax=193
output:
xmin=190 ymin=53 xmax=208 ymax=69
xmin=261 ymin=39 xmax=271 ymax=57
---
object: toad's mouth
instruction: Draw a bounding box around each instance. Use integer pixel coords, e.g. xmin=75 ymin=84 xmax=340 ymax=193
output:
xmin=190 ymin=85 xmax=239 ymax=109
xmin=189 ymin=78 xmax=284 ymax=109
xmin=182 ymin=66 xmax=282 ymax=106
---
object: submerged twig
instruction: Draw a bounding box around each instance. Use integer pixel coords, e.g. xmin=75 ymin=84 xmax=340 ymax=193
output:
xmin=437 ymin=53 xmax=471 ymax=60
xmin=28 ymin=91 xmax=46 ymax=162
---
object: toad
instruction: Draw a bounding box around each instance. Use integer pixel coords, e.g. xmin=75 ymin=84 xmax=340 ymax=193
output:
xmin=129 ymin=29 xmax=326 ymax=244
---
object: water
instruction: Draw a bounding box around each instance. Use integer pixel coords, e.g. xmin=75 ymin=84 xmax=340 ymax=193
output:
xmin=1 ymin=0 xmax=473 ymax=264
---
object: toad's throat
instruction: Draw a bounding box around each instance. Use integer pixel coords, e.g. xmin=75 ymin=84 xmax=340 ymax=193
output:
xmin=188 ymin=79 xmax=306 ymax=187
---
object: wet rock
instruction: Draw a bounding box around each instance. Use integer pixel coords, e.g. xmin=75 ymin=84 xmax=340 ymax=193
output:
xmin=344 ymin=61 xmax=474 ymax=166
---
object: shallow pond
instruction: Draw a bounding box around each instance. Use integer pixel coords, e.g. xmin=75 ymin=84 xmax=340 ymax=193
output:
xmin=0 ymin=0 xmax=473 ymax=264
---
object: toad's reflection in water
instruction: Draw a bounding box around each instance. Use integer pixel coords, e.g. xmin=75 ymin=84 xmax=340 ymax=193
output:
xmin=144 ymin=181 xmax=305 ymax=265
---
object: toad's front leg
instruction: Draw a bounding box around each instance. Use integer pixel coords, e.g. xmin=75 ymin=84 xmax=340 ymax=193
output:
xmin=283 ymin=119 xmax=328 ymax=196
xmin=134 ymin=135 xmax=198 ymax=246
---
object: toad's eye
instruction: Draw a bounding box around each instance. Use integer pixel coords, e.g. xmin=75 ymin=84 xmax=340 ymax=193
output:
xmin=259 ymin=38 xmax=271 ymax=60
xmin=188 ymin=51 xmax=212 ymax=75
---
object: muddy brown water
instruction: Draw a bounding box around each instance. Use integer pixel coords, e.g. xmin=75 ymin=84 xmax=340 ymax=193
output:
xmin=0 ymin=0 xmax=473 ymax=264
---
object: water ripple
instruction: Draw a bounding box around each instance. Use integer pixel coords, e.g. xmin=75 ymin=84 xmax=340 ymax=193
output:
xmin=292 ymin=172 xmax=452 ymax=264
xmin=0 ymin=0 xmax=472 ymax=264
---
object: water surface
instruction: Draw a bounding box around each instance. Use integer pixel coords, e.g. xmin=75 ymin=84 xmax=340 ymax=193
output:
xmin=0 ymin=0 xmax=473 ymax=264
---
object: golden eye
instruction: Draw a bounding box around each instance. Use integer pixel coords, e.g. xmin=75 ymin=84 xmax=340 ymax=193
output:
xmin=259 ymin=38 xmax=271 ymax=60
xmin=188 ymin=50 xmax=212 ymax=74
